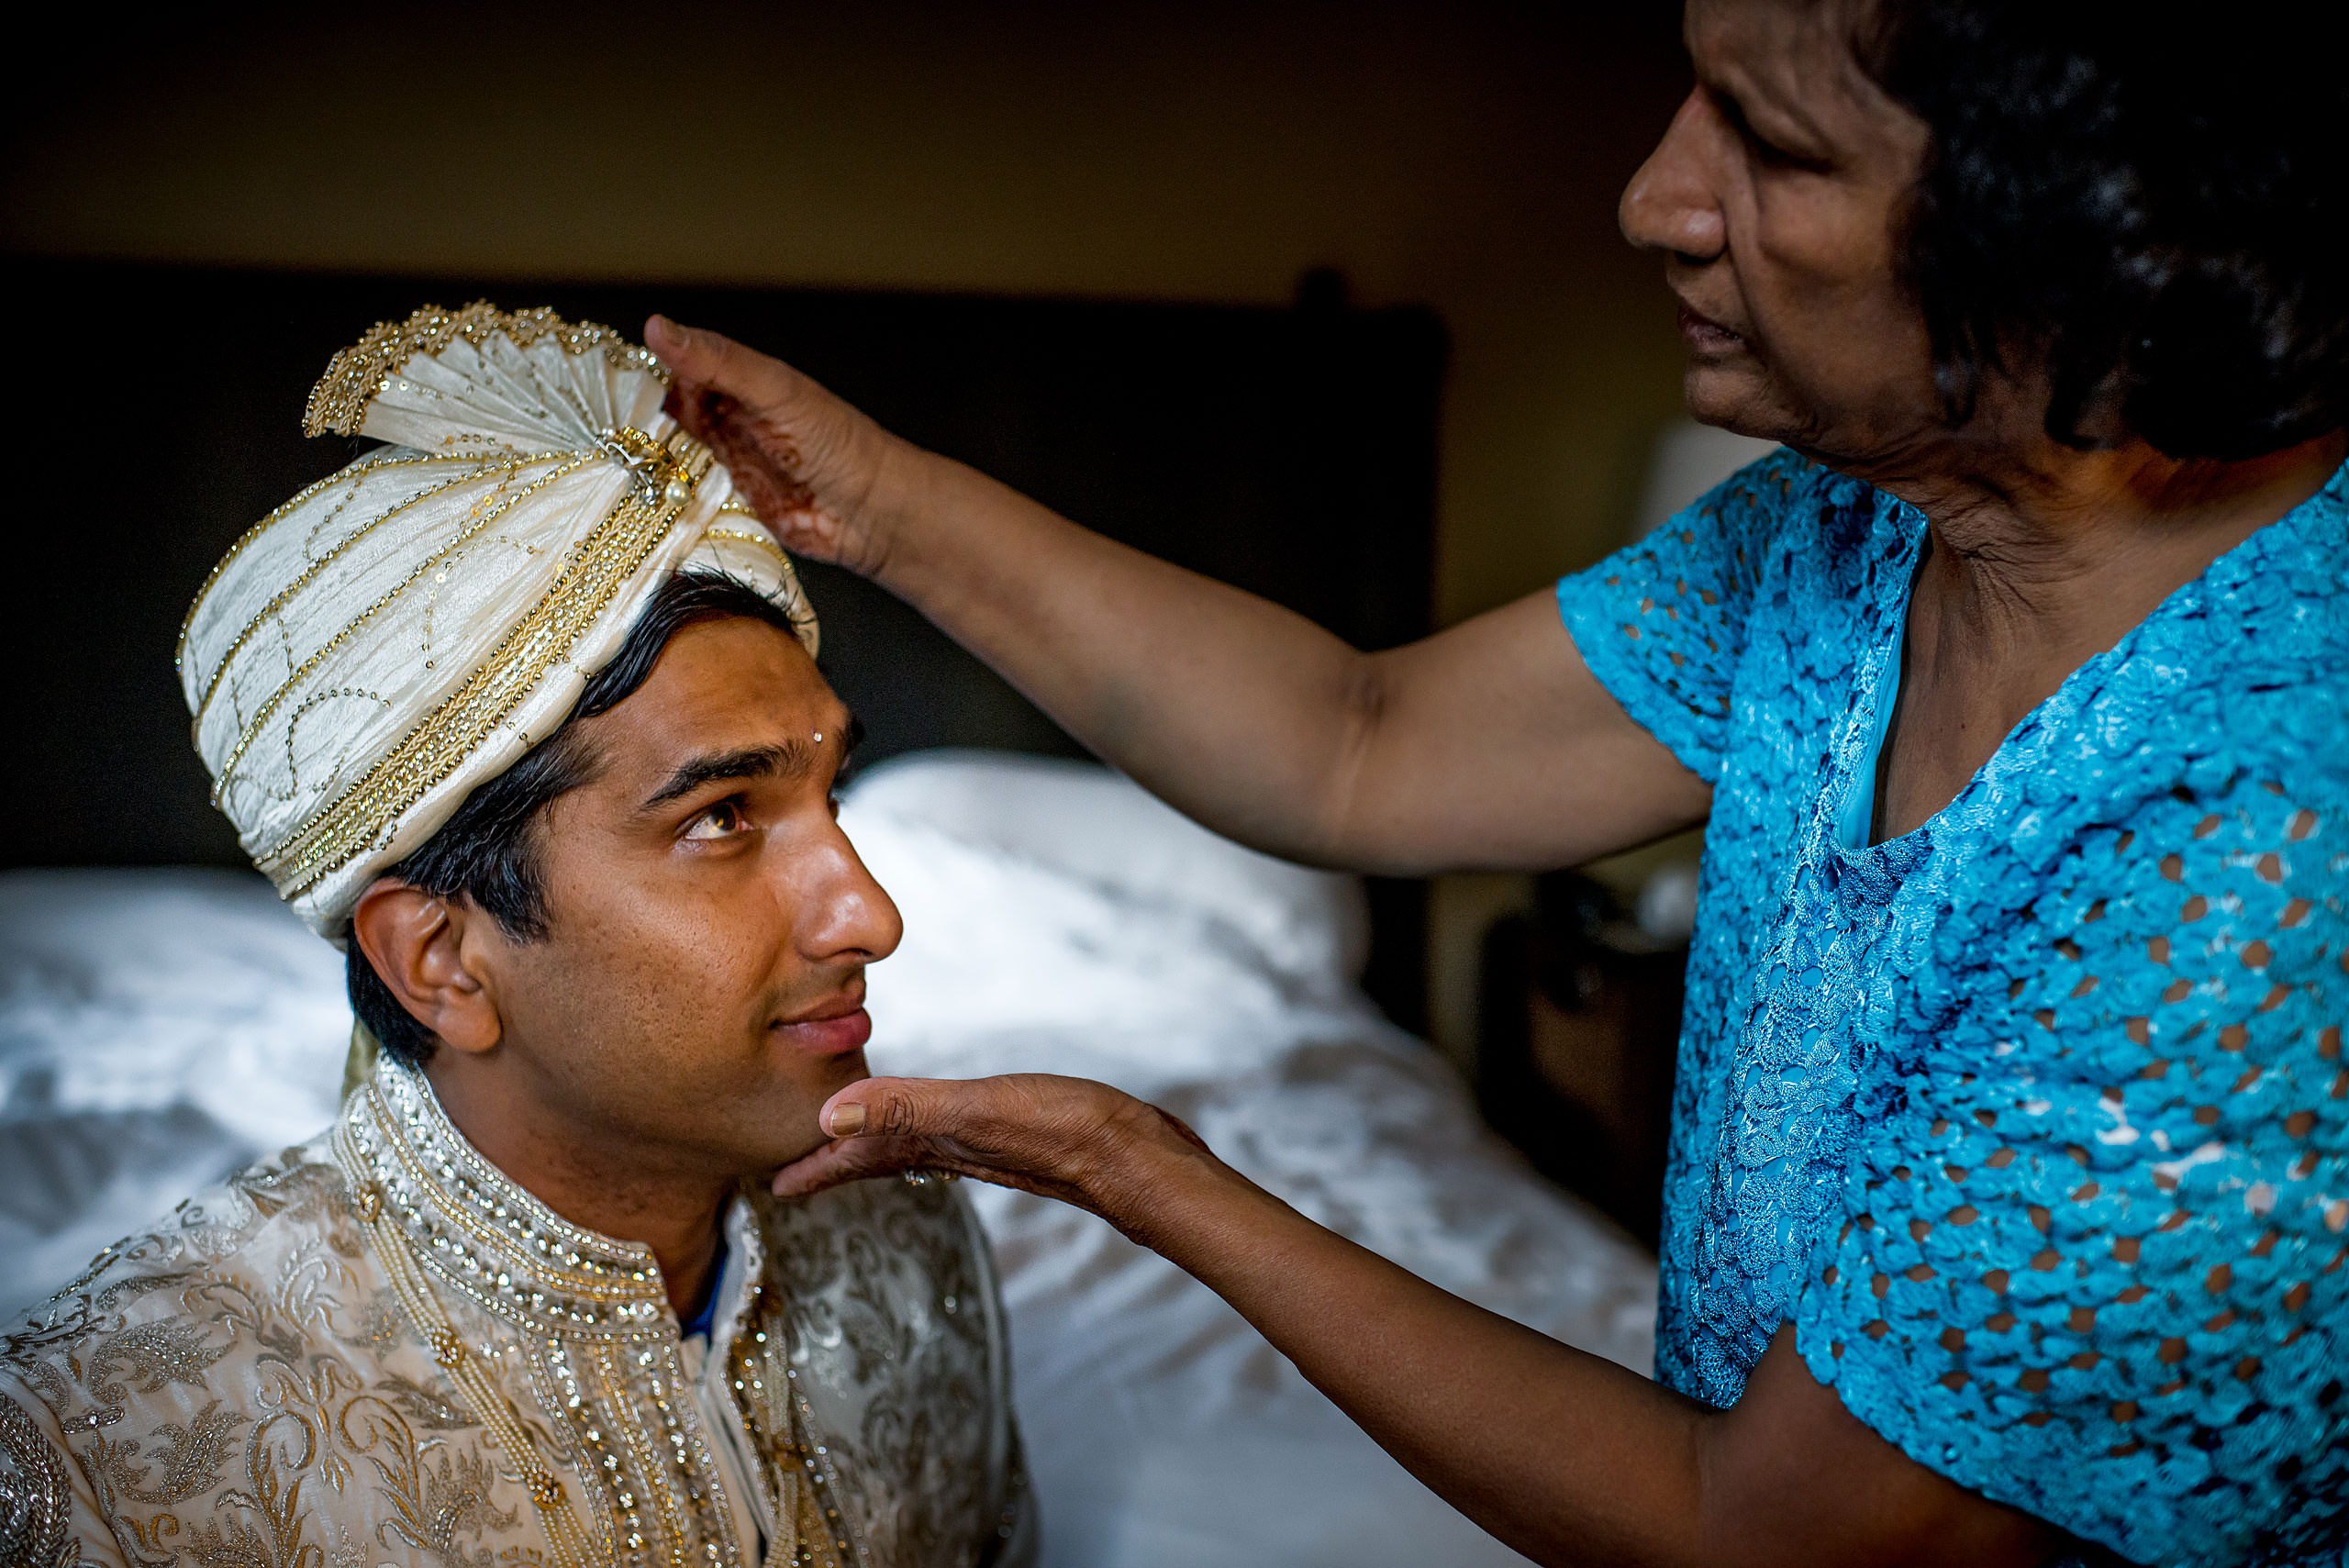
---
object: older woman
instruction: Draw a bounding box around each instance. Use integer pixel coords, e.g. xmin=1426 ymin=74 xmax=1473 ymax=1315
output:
xmin=649 ymin=0 xmax=2344 ymax=1562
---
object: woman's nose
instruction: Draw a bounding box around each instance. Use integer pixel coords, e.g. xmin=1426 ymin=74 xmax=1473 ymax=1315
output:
xmin=1620 ymin=89 xmax=1728 ymax=262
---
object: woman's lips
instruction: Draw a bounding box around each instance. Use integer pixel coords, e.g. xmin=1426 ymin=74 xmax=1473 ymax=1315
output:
xmin=771 ymin=1006 xmax=873 ymax=1055
xmin=1677 ymin=302 xmax=1747 ymax=354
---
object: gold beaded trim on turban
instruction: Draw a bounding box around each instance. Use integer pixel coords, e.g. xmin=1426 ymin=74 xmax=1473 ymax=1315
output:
xmin=255 ymin=428 xmax=714 ymax=897
xmin=301 ymin=301 xmax=666 ymax=439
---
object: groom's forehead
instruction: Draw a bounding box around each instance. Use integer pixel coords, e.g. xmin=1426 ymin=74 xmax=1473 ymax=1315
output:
xmin=571 ymin=615 xmax=850 ymax=806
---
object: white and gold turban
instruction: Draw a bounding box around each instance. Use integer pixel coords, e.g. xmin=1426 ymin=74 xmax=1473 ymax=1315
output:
xmin=180 ymin=303 xmax=818 ymax=938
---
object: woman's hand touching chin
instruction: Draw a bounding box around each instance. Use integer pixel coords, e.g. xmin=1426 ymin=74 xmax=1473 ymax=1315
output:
xmin=771 ymin=1073 xmax=1225 ymax=1236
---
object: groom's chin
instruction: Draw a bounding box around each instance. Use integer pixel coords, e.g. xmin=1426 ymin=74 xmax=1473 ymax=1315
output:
xmin=746 ymin=1052 xmax=872 ymax=1172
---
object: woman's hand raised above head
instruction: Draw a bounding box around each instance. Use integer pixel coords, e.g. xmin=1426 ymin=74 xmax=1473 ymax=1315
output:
xmin=649 ymin=317 xmax=1708 ymax=882
xmin=772 ymin=1073 xmax=1222 ymax=1238
xmin=645 ymin=315 xmax=918 ymax=578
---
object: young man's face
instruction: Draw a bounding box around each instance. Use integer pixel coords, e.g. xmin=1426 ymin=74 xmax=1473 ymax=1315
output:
xmin=452 ymin=613 xmax=900 ymax=1180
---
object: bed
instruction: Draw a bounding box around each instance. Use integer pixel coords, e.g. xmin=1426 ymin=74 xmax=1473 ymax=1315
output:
xmin=0 ymin=752 xmax=1658 ymax=1567
xmin=0 ymin=262 xmax=1658 ymax=1565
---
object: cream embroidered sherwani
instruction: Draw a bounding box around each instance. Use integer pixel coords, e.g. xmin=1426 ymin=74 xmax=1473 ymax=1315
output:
xmin=8 ymin=303 xmax=1033 ymax=1568
xmin=0 ymin=1060 xmax=1034 ymax=1568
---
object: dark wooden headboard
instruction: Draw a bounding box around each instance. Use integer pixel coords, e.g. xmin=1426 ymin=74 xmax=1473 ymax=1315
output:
xmin=0 ymin=259 xmax=1445 ymax=1028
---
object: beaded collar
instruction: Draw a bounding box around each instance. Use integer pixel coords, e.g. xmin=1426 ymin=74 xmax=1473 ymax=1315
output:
xmin=339 ymin=1055 xmax=680 ymax=1340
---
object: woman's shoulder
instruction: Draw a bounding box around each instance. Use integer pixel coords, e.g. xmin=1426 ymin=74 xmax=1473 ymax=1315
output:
xmin=1707 ymin=442 xmax=1837 ymax=512
xmin=1968 ymin=469 xmax=2349 ymax=863
xmin=2087 ymin=482 xmax=2348 ymax=805
xmin=1557 ymin=448 xmax=1915 ymax=784
xmin=2188 ymin=467 xmax=2349 ymax=689
xmin=1675 ymin=445 xmax=1867 ymax=550
xmin=1595 ymin=447 xmax=1897 ymax=632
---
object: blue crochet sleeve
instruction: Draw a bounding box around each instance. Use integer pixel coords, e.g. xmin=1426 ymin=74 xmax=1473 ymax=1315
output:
xmin=1553 ymin=448 xmax=1810 ymax=784
xmin=1795 ymin=762 xmax=2349 ymax=1566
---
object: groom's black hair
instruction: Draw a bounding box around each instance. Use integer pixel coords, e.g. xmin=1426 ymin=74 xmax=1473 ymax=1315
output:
xmin=347 ymin=571 xmax=810 ymax=1069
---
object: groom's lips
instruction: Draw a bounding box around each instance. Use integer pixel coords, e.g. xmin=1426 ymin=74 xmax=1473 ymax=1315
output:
xmin=771 ymin=991 xmax=872 ymax=1055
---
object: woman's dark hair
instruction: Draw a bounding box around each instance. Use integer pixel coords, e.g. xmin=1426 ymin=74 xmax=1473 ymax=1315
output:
xmin=348 ymin=571 xmax=809 ymax=1068
xmin=1861 ymin=0 xmax=2349 ymax=459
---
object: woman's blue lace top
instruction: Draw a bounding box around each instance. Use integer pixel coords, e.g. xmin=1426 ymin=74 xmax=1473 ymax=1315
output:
xmin=1555 ymin=450 xmax=2347 ymax=1567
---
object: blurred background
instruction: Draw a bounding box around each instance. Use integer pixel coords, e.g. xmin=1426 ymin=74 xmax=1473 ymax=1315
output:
xmin=3 ymin=0 xmax=1766 ymax=1246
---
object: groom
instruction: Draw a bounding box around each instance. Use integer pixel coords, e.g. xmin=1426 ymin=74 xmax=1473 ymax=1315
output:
xmin=0 ymin=305 xmax=1031 ymax=1568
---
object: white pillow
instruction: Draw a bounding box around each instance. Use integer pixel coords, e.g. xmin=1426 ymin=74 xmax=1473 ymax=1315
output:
xmin=0 ymin=868 xmax=348 ymax=1316
xmin=844 ymin=751 xmax=1369 ymax=986
xmin=0 ymin=867 xmax=345 ymax=1144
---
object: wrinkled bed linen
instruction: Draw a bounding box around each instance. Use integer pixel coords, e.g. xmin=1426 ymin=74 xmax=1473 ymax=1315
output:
xmin=0 ymin=753 xmax=1656 ymax=1568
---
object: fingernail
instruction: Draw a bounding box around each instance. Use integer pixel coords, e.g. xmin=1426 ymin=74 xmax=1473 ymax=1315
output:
xmin=827 ymin=1102 xmax=867 ymax=1137
xmin=646 ymin=315 xmax=685 ymax=352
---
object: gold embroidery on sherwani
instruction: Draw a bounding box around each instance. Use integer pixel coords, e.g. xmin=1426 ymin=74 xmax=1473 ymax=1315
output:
xmin=2 ymin=1058 xmax=1028 ymax=1568
xmin=0 ymin=1385 xmax=80 ymax=1568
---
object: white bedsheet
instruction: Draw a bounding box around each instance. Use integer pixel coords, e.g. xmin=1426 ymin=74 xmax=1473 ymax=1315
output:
xmin=0 ymin=751 xmax=1656 ymax=1568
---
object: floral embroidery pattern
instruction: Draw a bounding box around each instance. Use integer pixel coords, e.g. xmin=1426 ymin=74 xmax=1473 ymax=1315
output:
xmin=1 ymin=1062 xmax=1028 ymax=1567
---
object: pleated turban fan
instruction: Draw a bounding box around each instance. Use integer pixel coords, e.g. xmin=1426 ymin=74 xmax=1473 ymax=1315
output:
xmin=180 ymin=304 xmax=820 ymax=939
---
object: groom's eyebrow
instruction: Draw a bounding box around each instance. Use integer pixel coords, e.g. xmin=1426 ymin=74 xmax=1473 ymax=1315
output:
xmin=641 ymin=742 xmax=800 ymax=810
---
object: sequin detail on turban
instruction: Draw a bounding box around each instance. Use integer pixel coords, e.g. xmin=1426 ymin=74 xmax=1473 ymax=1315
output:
xmin=180 ymin=303 xmax=819 ymax=938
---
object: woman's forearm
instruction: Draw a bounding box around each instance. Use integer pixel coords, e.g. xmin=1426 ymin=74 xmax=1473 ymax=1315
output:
xmin=1098 ymin=1133 xmax=1710 ymax=1566
xmin=867 ymin=446 xmax=1388 ymax=865
xmin=865 ymin=446 xmax=1710 ymax=873
xmin=787 ymin=1082 xmax=1707 ymax=1559
xmin=1097 ymin=1134 xmax=2061 ymax=1568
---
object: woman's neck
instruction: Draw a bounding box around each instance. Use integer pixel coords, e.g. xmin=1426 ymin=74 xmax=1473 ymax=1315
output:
xmin=1887 ymin=429 xmax=2341 ymax=657
xmin=1860 ymin=428 xmax=2343 ymax=842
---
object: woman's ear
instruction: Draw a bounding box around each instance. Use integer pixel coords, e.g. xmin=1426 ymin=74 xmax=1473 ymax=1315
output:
xmin=350 ymin=880 xmax=505 ymax=1058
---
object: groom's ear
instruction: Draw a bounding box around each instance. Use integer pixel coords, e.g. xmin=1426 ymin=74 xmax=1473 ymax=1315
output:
xmin=350 ymin=879 xmax=506 ymax=1057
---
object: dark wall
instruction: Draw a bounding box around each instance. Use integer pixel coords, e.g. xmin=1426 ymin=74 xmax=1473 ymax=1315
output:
xmin=0 ymin=259 xmax=1445 ymax=1025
